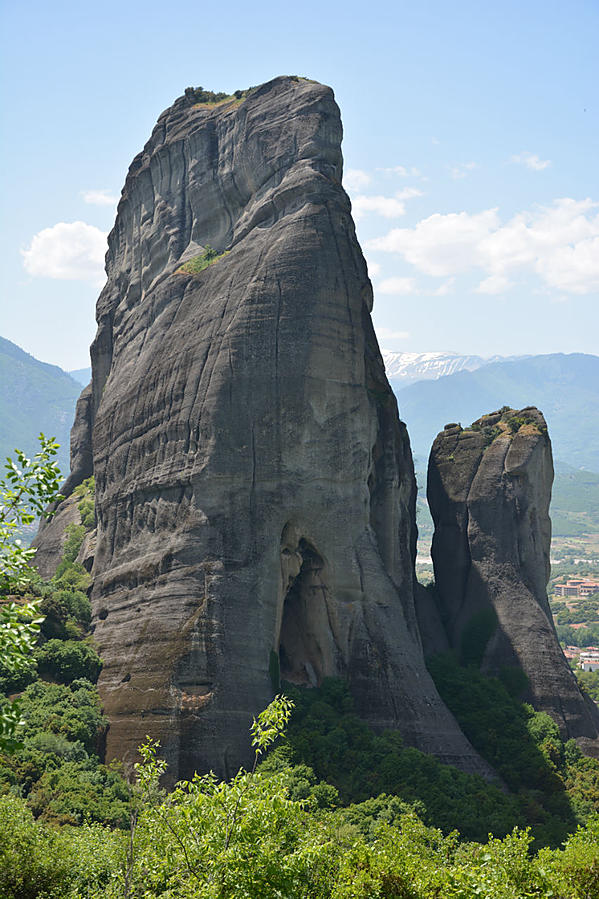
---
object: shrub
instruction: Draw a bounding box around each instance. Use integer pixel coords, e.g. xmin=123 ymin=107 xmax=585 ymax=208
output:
xmin=0 ymin=793 xmax=73 ymax=898
xmin=40 ymin=589 xmax=91 ymax=640
xmin=16 ymin=679 xmax=106 ymax=753
xmin=27 ymin=760 xmax=130 ymax=827
xmin=175 ymin=246 xmax=229 ymax=275
xmin=35 ymin=639 xmax=102 ymax=684
xmin=184 ymin=85 xmax=230 ymax=104
xmin=280 ymin=678 xmax=522 ymax=843
xmin=51 ymin=561 xmax=90 ymax=592
xmin=73 ymin=476 xmax=95 ymax=529
xmin=62 ymin=524 xmax=85 ymax=564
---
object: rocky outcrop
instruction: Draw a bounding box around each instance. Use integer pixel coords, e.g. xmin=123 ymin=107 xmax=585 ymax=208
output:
xmin=32 ymin=493 xmax=81 ymax=579
xmin=427 ymin=407 xmax=599 ymax=755
xmin=38 ymin=76 xmax=493 ymax=781
xmin=32 ymin=385 xmax=94 ymax=577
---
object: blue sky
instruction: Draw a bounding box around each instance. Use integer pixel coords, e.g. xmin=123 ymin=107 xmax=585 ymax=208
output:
xmin=1 ymin=0 xmax=597 ymax=369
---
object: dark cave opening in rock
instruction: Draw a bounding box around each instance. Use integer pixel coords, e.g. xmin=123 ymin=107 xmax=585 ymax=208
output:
xmin=279 ymin=539 xmax=329 ymax=687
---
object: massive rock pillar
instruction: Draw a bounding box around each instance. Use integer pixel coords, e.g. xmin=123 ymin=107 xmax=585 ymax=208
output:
xmin=36 ymin=76 xmax=490 ymax=780
xmin=427 ymin=407 xmax=599 ymax=756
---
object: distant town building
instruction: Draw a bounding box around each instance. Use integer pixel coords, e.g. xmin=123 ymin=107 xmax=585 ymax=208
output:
xmin=580 ymin=651 xmax=599 ymax=672
xmin=554 ymin=578 xmax=599 ymax=598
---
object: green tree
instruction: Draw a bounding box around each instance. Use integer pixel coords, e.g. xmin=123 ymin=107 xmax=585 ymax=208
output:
xmin=0 ymin=435 xmax=63 ymax=750
xmin=118 ymin=695 xmax=335 ymax=899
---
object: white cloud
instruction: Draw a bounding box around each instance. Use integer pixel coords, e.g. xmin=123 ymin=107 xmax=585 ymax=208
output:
xmin=541 ymin=235 xmax=599 ymax=293
xmin=352 ymin=195 xmax=406 ymax=219
xmin=367 ymin=261 xmax=381 ymax=277
xmin=22 ymin=221 xmax=107 ymax=284
xmin=475 ymin=274 xmax=513 ymax=294
xmin=511 ymin=152 xmax=551 ymax=171
xmin=377 ymin=276 xmax=418 ymax=295
xmin=449 ymin=161 xmax=477 ymax=180
xmin=344 ymin=168 xmax=371 ymax=191
xmin=395 ymin=187 xmax=424 ymax=201
xmin=81 ymin=189 xmax=118 ymax=206
xmin=368 ymin=209 xmax=500 ymax=277
xmin=374 ymin=325 xmax=411 ymax=341
xmin=432 ymin=277 xmax=456 ymax=296
xmin=367 ymin=198 xmax=599 ymax=295
xmin=352 ymin=188 xmax=422 ymax=221
xmin=379 ymin=165 xmax=422 ymax=177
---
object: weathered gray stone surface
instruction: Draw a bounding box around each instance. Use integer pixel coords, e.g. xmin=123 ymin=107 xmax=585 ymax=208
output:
xmin=44 ymin=76 xmax=492 ymax=780
xmin=427 ymin=407 xmax=599 ymax=756
xmin=32 ymin=384 xmax=94 ymax=578
xmin=31 ymin=492 xmax=81 ymax=579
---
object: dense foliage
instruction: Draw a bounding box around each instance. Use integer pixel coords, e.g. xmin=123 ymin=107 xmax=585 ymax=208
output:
xmin=577 ymin=668 xmax=599 ymax=703
xmin=428 ymin=654 xmax=599 ymax=844
xmin=0 ymin=699 xmax=598 ymax=898
xmin=2 ymin=443 xmax=599 ymax=895
xmin=0 ymin=457 xmax=129 ymax=828
xmin=0 ymin=435 xmax=64 ymax=750
xmin=269 ymin=678 xmax=522 ymax=843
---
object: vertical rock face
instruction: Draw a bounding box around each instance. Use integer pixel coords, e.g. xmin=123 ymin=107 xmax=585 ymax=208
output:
xmin=427 ymin=407 xmax=599 ymax=755
xmin=53 ymin=76 xmax=488 ymax=779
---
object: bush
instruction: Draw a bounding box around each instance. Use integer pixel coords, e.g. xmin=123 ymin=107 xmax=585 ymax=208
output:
xmin=184 ymin=85 xmax=230 ymax=104
xmin=27 ymin=760 xmax=130 ymax=827
xmin=427 ymin=653 xmax=599 ymax=846
xmin=35 ymin=639 xmax=102 ymax=684
xmin=15 ymin=679 xmax=106 ymax=753
xmin=51 ymin=561 xmax=90 ymax=592
xmin=280 ymin=678 xmax=523 ymax=843
xmin=73 ymin=476 xmax=95 ymax=529
xmin=540 ymin=816 xmax=599 ymax=898
xmin=0 ymin=793 xmax=73 ymax=898
xmin=61 ymin=524 xmax=85 ymax=564
xmin=176 ymin=246 xmax=229 ymax=275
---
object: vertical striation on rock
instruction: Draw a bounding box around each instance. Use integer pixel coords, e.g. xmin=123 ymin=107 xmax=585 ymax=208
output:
xmin=427 ymin=407 xmax=599 ymax=756
xmin=38 ymin=76 xmax=492 ymax=780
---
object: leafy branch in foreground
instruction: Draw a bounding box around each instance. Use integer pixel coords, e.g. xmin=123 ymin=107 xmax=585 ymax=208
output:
xmin=0 ymin=434 xmax=63 ymax=589
xmin=128 ymin=695 xmax=299 ymax=896
xmin=0 ymin=434 xmax=63 ymax=750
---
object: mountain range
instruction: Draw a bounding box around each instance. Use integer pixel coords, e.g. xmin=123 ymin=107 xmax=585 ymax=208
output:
xmin=0 ymin=337 xmax=81 ymax=474
xmin=2 ymin=339 xmax=597 ymax=492
xmin=393 ymin=352 xmax=599 ymax=473
xmin=381 ymin=350 xmax=524 ymax=388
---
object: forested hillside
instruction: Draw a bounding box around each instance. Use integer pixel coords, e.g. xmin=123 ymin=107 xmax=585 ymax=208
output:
xmin=0 ymin=337 xmax=80 ymax=474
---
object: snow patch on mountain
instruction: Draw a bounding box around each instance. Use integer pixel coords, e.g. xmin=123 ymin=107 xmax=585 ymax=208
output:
xmin=381 ymin=351 xmax=519 ymax=387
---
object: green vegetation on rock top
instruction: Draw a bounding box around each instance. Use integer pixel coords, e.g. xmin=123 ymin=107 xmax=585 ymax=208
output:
xmin=183 ymin=85 xmax=256 ymax=107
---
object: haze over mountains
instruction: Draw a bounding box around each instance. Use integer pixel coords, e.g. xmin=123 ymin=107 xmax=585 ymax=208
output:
xmin=3 ymin=339 xmax=597 ymax=481
xmin=0 ymin=336 xmax=81 ymax=474
xmin=69 ymin=366 xmax=91 ymax=386
xmin=393 ymin=352 xmax=599 ymax=473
